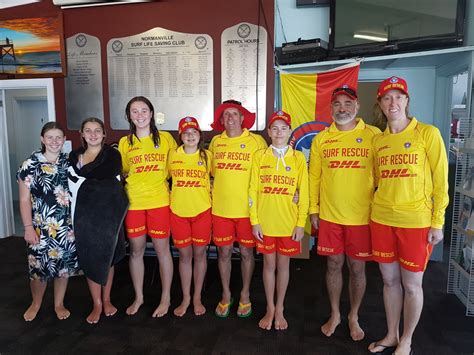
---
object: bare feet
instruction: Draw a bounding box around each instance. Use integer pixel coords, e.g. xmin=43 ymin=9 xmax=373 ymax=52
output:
xmin=86 ymin=305 xmax=102 ymax=324
xmin=274 ymin=308 xmax=288 ymax=330
xmin=173 ymin=299 xmax=190 ymax=317
xmin=259 ymin=308 xmax=275 ymax=330
xmin=54 ymin=305 xmax=71 ymax=320
xmin=152 ymin=302 xmax=170 ymax=318
xmin=103 ymin=301 xmax=117 ymax=317
xmin=394 ymin=340 xmax=412 ymax=355
xmin=321 ymin=314 xmax=341 ymax=337
xmin=193 ymin=298 xmax=206 ymax=316
xmin=126 ymin=299 xmax=144 ymax=316
xmin=23 ymin=303 xmax=41 ymax=321
xmin=348 ymin=317 xmax=365 ymax=341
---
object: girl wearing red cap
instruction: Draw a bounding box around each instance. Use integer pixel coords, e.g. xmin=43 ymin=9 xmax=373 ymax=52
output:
xmin=368 ymin=77 xmax=448 ymax=355
xmin=168 ymin=117 xmax=212 ymax=317
xmin=118 ymin=96 xmax=177 ymax=318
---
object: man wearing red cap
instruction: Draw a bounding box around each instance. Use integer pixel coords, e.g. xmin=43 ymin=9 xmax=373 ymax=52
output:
xmin=309 ymin=86 xmax=381 ymax=341
xmin=209 ymin=100 xmax=267 ymax=318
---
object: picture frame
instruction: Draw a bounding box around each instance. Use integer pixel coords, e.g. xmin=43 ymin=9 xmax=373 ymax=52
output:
xmin=0 ymin=13 xmax=66 ymax=78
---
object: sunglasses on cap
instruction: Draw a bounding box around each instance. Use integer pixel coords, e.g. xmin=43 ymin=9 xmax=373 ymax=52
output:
xmin=332 ymin=87 xmax=357 ymax=98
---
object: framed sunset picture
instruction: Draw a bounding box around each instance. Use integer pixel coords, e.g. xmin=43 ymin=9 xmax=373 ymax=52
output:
xmin=0 ymin=14 xmax=66 ymax=78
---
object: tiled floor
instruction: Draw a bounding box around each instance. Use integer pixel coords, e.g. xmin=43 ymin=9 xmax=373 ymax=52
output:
xmin=0 ymin=236 xmax=473 ymax=354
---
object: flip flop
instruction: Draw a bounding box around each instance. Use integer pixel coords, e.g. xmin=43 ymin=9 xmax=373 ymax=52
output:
xmin=215 ymin=298 xmax=234 ymax=318
xmin=237 ymin=302 xmax=252 ymax=318
xmin=368 ymin=341 xmax=397 ymax=354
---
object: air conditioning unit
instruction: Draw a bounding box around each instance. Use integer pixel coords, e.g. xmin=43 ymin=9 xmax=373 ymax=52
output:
xmin=52 ymin=0 xmax=156 ymax=9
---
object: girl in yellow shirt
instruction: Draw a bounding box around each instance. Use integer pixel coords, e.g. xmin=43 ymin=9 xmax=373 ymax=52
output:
xmin=168 ymin=117 xmax=212 ymax=317
xmin=118 ymin=96 xmax=177 ymax=318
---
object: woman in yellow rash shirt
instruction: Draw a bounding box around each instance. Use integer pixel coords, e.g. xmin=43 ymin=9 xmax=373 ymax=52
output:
xmin=118 ymin=96 xmax=177 ymax=318
xmin=368 ymin=77 xmax=448 ymax=355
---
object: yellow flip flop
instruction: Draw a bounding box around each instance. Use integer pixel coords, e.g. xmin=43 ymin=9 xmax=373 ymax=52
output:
xmin=237 ymin=301 xmax=252 ymax=318
xmin=215 ymin=298 xmax=234 ymax=318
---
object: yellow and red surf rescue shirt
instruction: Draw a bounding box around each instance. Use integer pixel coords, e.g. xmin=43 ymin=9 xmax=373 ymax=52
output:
xmin=309 ymin=119 xmax=381 ymax=225
xmin=209 ymin=128 xmax=267 ymax=218
xmin=168 ymin=146 xmax=212 ymax=218
xmin=119 ymin=132 xmax=177 ymax=210
xmin=371 ymin=118 xmax=449 ymax=229
xmin=249 ymin=146 xmax=309 ymax=237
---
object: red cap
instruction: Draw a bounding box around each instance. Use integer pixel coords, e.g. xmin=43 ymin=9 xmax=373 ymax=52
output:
xmin=268 ymin=111 xmax=291 ymax=128
xmin=377 ymin=76 xmax=409 ymax=98
xmin=178 ymin=116 xmax=200 ymax=134
xmin=331 ymin=86 xmax=358 ymax=102
xmin=211 ymin=101 xmax=256 ymax=131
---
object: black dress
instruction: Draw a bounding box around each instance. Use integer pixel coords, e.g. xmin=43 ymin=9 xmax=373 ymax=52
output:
xmin=68 ymin=145 xmax=129 ymax=286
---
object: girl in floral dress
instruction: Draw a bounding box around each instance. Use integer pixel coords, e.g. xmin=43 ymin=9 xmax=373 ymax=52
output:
xmin=17 ymin=122 xmax=79 ymax=321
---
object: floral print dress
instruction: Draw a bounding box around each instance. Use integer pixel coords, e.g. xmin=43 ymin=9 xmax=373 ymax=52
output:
xmin=17 ymin=150 xmax=79 ymax=281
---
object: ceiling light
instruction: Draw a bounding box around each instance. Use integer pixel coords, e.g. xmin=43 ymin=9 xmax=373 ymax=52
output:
xmin=353 ymin=33 xmax=387 ymax=42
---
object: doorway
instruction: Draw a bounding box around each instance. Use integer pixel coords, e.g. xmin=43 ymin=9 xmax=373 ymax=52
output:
xmin=0 ymin=78 xmax=56 ymax=239
xmin=5 ymin=90 xmax=48 ymax=236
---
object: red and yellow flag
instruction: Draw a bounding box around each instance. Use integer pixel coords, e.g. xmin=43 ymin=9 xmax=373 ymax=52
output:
xmin=282 ymin=62 xmax=360 ymax=153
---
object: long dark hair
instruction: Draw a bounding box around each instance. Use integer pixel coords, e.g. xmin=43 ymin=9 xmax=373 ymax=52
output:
xmin=40 ymin=122 xmax=65 ymax=153
xmin=80 ymin=117 xmax=105 ymax=149
xmin=178 ymin=131 xmax=208 ymax=169
xmin=125 ymin=96 xmax=160 ymax=147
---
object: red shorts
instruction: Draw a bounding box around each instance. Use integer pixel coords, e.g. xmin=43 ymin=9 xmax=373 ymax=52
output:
xmin=256 ymin=236 xmax=301 ymax=256
xmin=125 ymin=206 xmax=170 ymax=239
xmin=370 ymin=220 xmax=432 ymax=272
xmin=170 ymin=209 xmax=212 ymax=248
xmin=318 ymin=219 xmax=372 ymax=260
xmin=212 ymin=215 xmax=255 ymax=248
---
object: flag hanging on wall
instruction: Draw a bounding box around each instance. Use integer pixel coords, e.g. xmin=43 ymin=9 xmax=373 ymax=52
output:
xmin=281 ymin=61 xmax=360 ymax=155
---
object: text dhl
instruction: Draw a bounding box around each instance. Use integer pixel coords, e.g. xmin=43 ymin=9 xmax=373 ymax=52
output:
xmin=216 ymin=162 xmax=244 ymax=170
xmin=175 ymin=180 xmax=202 ymax=188
xmin=214 ymin=151 xmax=251 ymax=161
xmin=262 ymin=186 xmax=290 ymax=195
xmin=129 ymin=153 xmax=166 ymax=165
xmin=380 ymin=168 xmax=416 ymax=179
xmin=328 ymin=160 xmax=362 ymax=169
xmin=135 ymin=165 xmax=162 ymax=173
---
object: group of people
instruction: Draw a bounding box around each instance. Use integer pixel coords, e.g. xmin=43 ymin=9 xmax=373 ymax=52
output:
xmin=17 ymin=75 xmax=448 ymax=355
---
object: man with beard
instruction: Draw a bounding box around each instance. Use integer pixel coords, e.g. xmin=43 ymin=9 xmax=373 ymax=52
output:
xmin=309 ymin=86 xmax=380 ymax=342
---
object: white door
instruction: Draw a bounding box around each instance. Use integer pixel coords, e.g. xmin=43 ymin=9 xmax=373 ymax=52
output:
xmin=0 ymin=78 xmax=55 ymax=239
xmin=8 ymin=95 xmax=48 ymax=236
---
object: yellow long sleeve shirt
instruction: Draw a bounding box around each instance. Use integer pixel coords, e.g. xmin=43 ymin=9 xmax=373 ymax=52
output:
xmin=209 ymin=129 xmax=267 ymax=218
xmin=371 ymin=118 xmax=449 ymax=229
xmin=118 ymin=132 xmax=177 ymax=210
xmin=249 ymin=147 xmax=309 ymax=236
xmin=309 ymin=119 xmax=380 ymax=225
xmin=168 ymin=146 xmax=212 ymax=217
